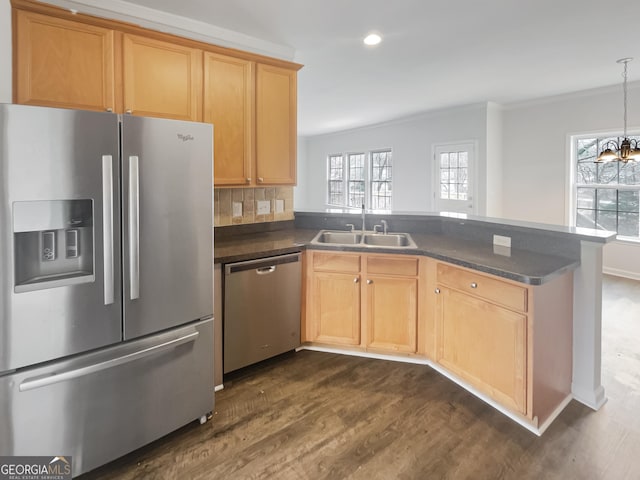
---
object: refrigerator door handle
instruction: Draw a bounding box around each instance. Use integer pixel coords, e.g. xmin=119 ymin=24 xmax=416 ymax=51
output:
xmin=129 ymin=155 xmax=140 ymax=300
xmin=102 ymin=155 xmax=115 ymax=305
xmin=19 ymin=330 xmax=200 ymax=392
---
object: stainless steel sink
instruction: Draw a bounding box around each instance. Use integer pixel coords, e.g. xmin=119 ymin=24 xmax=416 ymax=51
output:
xmin=311 ymin=230 xmax=417 ymax=249
xmin=312 ymin=230 xmax=362 ymax=244
xmin=362 ymin=233 xmax=416 ymax=247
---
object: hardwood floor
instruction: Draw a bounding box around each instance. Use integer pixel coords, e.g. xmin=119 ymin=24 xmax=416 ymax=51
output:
xmin=80 ymin=275 xmax=640 ymax=479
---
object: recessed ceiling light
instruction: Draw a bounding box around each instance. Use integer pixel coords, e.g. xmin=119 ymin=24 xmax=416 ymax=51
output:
xmin=363 ymin=33 xmax=382 ymax=46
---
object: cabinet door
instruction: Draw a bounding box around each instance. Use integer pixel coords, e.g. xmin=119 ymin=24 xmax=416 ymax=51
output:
xmin=122 ymin=34 xmax=202 ymax=121
xmin=311 ymin=272 xmax=360 ymax=345
xmin=366 ymin=275 xmax=418 ymax=353
xmin=204 ymin=52 xmax=253 ymax=186
xmin=255 ymin=64 xmax=297 ymax=185
xmin=14 ymin=10 xmax=115 ymax=112
xmin=436 ymin=287 xmax=527 ymax=414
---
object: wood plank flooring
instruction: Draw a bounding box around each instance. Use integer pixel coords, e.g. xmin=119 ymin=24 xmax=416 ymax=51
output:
xmin=80 ymin=275 xmax=640 ymax=479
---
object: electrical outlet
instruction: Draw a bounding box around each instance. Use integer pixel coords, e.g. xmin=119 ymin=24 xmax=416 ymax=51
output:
xmin=257 ymin=200 xmax=270 ymax=215
xmin=493 ymin=234 xmax=511 ymax=248
xmin=275 ymin=199 xmax=284 ymax=213
xmin=232 ymin=202 xmax=243 ymax=218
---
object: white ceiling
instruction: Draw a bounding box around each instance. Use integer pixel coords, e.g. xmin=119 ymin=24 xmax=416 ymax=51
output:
xmin=51 ymin=0 xmax=640 ymax=136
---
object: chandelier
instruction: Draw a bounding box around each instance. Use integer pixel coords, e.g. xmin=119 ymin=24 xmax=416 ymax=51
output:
xmin=595 ymin=58 xmax=640 ymax=163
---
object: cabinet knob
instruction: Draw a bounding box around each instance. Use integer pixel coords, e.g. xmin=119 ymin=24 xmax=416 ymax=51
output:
xmin=470 ymin=282 xmax=478 ymax=289
xmin=125 ymin=109 xmax=132 ymax=114
xmin=434 ymin=288 xmax=441 ymax=294
xmin=246 ymin=177 xmax=251 ymax=183
xmin=367 ymin=279 xmax=373 ymax=285
xmin=353 ymin=278 xmax=359 ymax=283
xmin=105 ymin=108 xmax=113 ymax=112
xmin=258 ymin=177 xmax=264 ymax=183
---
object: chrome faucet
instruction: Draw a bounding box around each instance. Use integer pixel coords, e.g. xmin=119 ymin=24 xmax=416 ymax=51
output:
xmin=373 ymin=219 xmax=389 ymax=235
xmin=361 ymin=204 xmax=366 ymax=232
xmin=345 ymin=223 xmax=355 ymax=232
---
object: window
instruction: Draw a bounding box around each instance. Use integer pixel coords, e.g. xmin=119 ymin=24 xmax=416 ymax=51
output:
xmin=439 ymin=150 xmax=469 ymax=200
xmin=574 ymin=135 xmax=640 ymax=239
xmin=327 ymin=149 xmax=392 ymax=209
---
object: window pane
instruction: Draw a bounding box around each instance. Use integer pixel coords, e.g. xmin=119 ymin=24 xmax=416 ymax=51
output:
xmin=577 ymin=209 xmax=596 ymax=228
xmin=577 ymin=160 xmax=598 ymax=184
xmin=618 ymin=213 xmax=640 ymax=237
xmin=577 ymin=138 xmax=598 ymax=162
xmin=576 ymin=188 xmax=595 ymax=209
xmin=440 ymin=153 xmax=449 ymax=168
xmin=327 ymin=154 xmax=345 ymax=205
xmin=620 ymin=161 xmax=640 ymax=185
xmin=597 ymin=162 xmax=618 ymax=184
xmin=619 ymin=190 xmax=639 ymax=213
xmin=371 ymin=150 xmax=392 ymax=210
xmin=596 ymin=210 xmax=617 ymax=231
xmin=596 ymin=189 xmax=617 ymax=211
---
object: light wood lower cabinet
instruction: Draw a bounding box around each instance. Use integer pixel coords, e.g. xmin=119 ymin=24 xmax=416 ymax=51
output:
xmin=14 ymin=10 xmax=115 ymax=112
xmin=436 ymin=285 xmax=527 ymax=413
xmin=434 ymin=262 xmax=573 ymax=425
xmin=303 ymin=251 xmax=573 ymax=427
xmin=304 ymin=250 xmax=422 ymax=354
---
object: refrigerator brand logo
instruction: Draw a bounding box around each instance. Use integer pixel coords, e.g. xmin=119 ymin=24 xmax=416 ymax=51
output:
xmin=0 ymin=456 xmax=72 ymax=480
xmin=177 ymin=133 xmax=194 ymax=142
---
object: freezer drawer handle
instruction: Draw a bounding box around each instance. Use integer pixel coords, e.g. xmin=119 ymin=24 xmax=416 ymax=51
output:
xmin=256 ymin=266 xmax=276 ymax=275
xmin=102 ymin=155 xmax=115 ymax=305
xmin=18 ymin=331 xmax=199 ymax=392
xmin=129 ymin=155 xmax=140 ymax=300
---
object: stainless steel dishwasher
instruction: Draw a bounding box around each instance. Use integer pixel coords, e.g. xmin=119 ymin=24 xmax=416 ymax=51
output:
xmin=223 ymin=252 xmax=301 ymax=373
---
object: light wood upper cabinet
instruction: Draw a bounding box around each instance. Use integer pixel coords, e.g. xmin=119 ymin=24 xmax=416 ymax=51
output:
xmin=256 ymin=64 xmax=297 ymax=185
xmin=14 ymin=10 xmax=115 ymax=112
xmin=204 ymin=52 xmax=253 ymax=186
xmin=122 ymin=34 xmax=202 ymax=121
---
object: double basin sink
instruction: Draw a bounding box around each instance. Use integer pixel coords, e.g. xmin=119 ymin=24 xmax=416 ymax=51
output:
xmin=311 ymin=230 xmax=418 ymax=249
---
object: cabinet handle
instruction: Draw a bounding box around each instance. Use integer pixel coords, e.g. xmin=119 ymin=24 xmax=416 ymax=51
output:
xmin=258 ymin=177 xmax=264 ymax=183
xmin=367 ymin=279 xmax=373 ymax=284
xmin=353 ymin=278 xmax=359 ymax=283
xmin=434 ymin=288 xmax=440 ymax=294
xmin=470 ymin=282 xmax=478 ymax=289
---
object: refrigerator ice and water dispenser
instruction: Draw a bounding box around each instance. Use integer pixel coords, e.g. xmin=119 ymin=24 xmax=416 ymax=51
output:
xmin=13 ymin=199 xmax=95 ymax=292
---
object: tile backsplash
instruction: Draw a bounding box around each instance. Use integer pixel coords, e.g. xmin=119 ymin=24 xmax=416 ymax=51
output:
xmin=214 ymin=187 xmax=294 ymax=226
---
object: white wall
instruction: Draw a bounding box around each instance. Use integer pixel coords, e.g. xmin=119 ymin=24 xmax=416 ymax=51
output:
xmin=296 ymin=104 xmax=489 ymax=213
xmin=485 ymin=102 xmax=504 ymax=217
xmin=0 ymin=0 xmax=11 ymax=103
xmin=502 ymin=83 xmax=640 ymax=279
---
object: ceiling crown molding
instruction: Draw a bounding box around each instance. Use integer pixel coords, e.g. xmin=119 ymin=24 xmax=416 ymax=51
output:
xmin=39 ymin=0 xmax=296 ymax=60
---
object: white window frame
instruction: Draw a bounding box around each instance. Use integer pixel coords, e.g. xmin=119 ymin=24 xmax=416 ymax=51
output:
xmin=326 ymin=149 xmax=393 ymax=210
xmin=569 ymin=131 xmax=640 ymax=242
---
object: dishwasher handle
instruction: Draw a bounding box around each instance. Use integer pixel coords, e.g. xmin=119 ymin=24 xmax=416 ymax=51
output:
xmin=225 ymin=252 xmax=301 ymax=275
xmin=256 ymin=266 xmax=276 ymax=275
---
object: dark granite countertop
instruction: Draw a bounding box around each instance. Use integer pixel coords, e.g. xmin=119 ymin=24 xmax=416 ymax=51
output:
xmin=214 ymin=227 xmax=579 ymax=285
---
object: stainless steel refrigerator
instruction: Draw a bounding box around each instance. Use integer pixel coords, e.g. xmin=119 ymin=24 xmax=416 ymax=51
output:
xmin=0 ymin=104 xmax=214 ymax=476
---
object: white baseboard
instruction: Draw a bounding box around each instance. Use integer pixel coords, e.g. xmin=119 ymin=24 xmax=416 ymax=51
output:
xmin=603 ymin=267 xmax=640 ymax=281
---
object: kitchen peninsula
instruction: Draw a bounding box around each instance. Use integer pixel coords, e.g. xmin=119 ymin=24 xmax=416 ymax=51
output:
xmin=215 ymin=210 xmax=615 ymax=434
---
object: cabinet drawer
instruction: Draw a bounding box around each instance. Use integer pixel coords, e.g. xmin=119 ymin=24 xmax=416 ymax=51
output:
xmin=367 ymin=255 xmax=418 ymax=276
xmin=312 ymin=252 xmax=361 ymax=273
xmin=437 ymin=263 xmax=527 ymax=312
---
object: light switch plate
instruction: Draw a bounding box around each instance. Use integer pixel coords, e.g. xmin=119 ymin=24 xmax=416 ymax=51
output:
xmin=275 ymin=199 xmax=284 ymax=213
xmin=232 ymin=202 xmax=243 ymax=218
xmin=257 ymin=200 xmax=270 ymax=215
xmin=493 ymin=234 xmax=511 ymax=248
